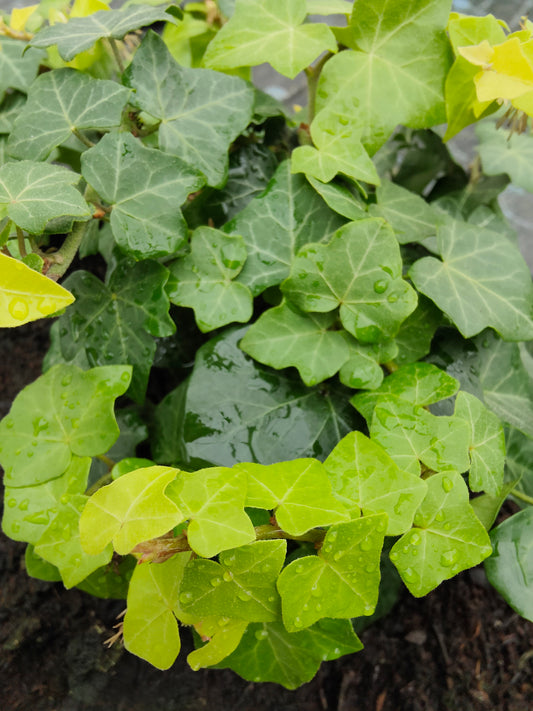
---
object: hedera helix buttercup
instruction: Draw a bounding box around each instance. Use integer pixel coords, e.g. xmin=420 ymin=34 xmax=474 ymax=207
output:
xmin=1 ymin=0 xmax=533 ymax=689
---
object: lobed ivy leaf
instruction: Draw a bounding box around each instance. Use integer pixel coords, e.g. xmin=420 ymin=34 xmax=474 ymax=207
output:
xmin=505 ymin=427 xmax=533 ymax=506
xmin=29 ymin=5 xmax=179 ymax=61
xmin=324 ymin=432 xmax=427 ymax=533
xmin=24 ymin=545 xmax=62 ymax=583
xmin=390 ymin=471 xmax=493 ymax=597
xmin=167 ymin=227 xmax=253 ymax=332
xmin=454 ymin=391 xmax=505 ymax=497
xmin=203 ymin=0 xmax=337 ymax=79
xmin=277 ymin=514 xmax=387 ymax=631
xmin=316 ymin=0 xmax=453 ymax=154
xmin=179 ymin=540 xmax=286 ymax=621
xmin=35 ymin=494 xmax=113 ymax=588
xmin=81 ymin=131 xmax=204 ymax=259
xmin=0 ymin=162 xmax=90 ymax=234
xmin=306 ymin=176 xmax=367 ymax=221
xmin=8 ymin=69 xmax=130 ymax=161
xmin=173 ymin=327 xmax=358 ymax=469
xmin=236 ymin=458 xmax=349 ymax=534
xmin=0 ymin=92 xmax=27 ymax=135
xmin=79 ymin=466 xmax=184 ymax=556
xmin=476 ymin=120 xmax=533 ymax=193
xmin=0 ymin=364 xmax=131 ymax=488
xmin=50 ymin=260 xmax=175 ymax=403
xmin=0 ymin=253 xmax=75 ymax=327
xmin=282 ymin=218 xmax=417 ymax=343
xmin=223 ymin=160 xmax=345 ymax=297
xmin=123 ymin=31 xmax=254 ymax=187
xmin=338 ymin=339 xmax=398 ymax=391
xmin=219 ymin=618 xmax=362 ymax=689
xmin=471 ymin=480 xmax=518 ymax=532
xmin=0 ymin=37 xmax=43 ymax=99
xmin=394 ymin=295 xmax=443 ymax=366
xmin=166 ymin=466 xmax=255 ymax=558
xmin=409 ymin=219 xmax=533 ymax=341
xmin=123 ymin=552 xmax=191 ymax=670
xmin=484 ymin=509 xmax=533 ymax=623
xmin=187 ymin=620 xmax=248 ymax=671
xmin=292 ymin=110 xmax=379 ymax=185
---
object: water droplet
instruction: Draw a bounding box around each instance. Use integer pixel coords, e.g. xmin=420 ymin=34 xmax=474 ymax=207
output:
xmin=62 ymin=524 xmax=71 ymax=541
xmin=315 ymin=602 xmax=322 ymax=612
xmin=360 ymin=538 xmax=372 ymax=551
xmin=237 ymin=590 xmax=251 ymax=602
xmin=365 ymin=563 xmax=376 ymax=573
xmin=222 ymin=571 xmax=233 ymax=582
xmin=180 ymin=592 xmax=193 ymax=604
xmin=333 ymin=551 xmax=343 ymax=561
xmin=387 ymin=292 xmax=398 ymax=303
xmin=210 ymin=577 xmax=222 ymax=587
xmin=61 ymin=375 xmax=72 ymax=387
xmin=255 ymin=629 xmax=268 ymax=641
xmin=295 ymin=564 xmax=304 ymax=573
xmin=323 ymin=545 xmax=333 ymax=554
xmin=32 ymin=416 xmax=49 ymax=436
xmin=440 ymin=550 xmax=458 ymax=567
xmin=7 ymin=498 xmax=16 ymax=508
xmin=26 ymin=451 xmax=34 ymax=458
xmin=11 ymin=522 xmax=20 ymax=533
xmin=18 ymin=499 xmax=29 ymax=511
xmin=442 ymin=476 xmax=454 ymax=493
xmin=373 ymin=279 xmax=388 ymax=294
xmin=310 ymin=585 xmax=321 ymax=598
xmin=293 ymin=617 xmax=303 ymax=628
xmin=410 ymin=532 xmax=421 ymax=546
xmin=218 ymin=616 xmax=230 ymax=627
xmin=402 ymin=567 xmax=419 ymax=583
xmin=435 ymin=511 xmax=445 ymax=522
xmin=328 ymin=530 xmax=338 ymax=542
xmin=390 ymin=550 xmax=398 ymax=561
xmin=9 ymin=299 xmax=29 ymax=321
xmin=5 ymin=419 xmax=14 ymax=429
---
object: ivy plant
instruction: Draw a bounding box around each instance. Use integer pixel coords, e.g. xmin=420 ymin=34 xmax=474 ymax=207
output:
xmin=1 ymin=0 xmax=533 ymax=689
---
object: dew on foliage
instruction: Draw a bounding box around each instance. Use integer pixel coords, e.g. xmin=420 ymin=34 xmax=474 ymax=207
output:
xmin=222 ymin=571 xmax=232 ymax=582
xmin=442 ymin=476 xmax=454 ymax=493
xmin=9 ymin=299 xmax=29 ymax=321
xmin=410 ymin=532 xmax=421 ymax=545
xmin=18 ymin=499 xmax=29 ymax=511
xmin=7 ymin=498 xmax=16 ymax=508
xmin=255 ymin=629 xmax=268 ymax=641
xmin=293 ymin=617 xmax=303 ymax=628
xmin=402 ymin=567 xmax=419 ymax=583
xmin=440 ymin=549 xmax=458 ymax=567
xmin=61 ymin=375 xmax=72 ymax=387
xmin=373 ymin=279 xmax=388 ymax=294
xmin=11 ymin=522 xmax=20 ymax=533
xmin=210 ymin=577 xmax=222 ymax=587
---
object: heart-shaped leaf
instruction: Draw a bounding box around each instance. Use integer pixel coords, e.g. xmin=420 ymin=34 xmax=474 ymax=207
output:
xmin=0 ymin=37 xmax=43 ymax=99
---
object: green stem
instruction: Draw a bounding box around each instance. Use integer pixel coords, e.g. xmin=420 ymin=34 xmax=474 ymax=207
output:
xmin=16 ymin=226 xmax=27 ymax=258
xmin=72 ymin=128 xmax=95 ymax=148
xmin=305 ymin=51 xmax=333 ymax=126
xmin=86 ymin=471 xmax=113 ymax=497
xmin=254 ymin=524 xmax=325 ymax=544
xmin=108 ymin=37 xmax=125 ymax=75
xmin=511 ymin=488 xmax=533 ymax=506
xmin=46 ymin=220 xmax=89 ymax=280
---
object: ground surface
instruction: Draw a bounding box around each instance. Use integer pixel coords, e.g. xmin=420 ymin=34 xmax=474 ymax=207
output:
xmin=1 ymin=321 xmax=533 ymax=711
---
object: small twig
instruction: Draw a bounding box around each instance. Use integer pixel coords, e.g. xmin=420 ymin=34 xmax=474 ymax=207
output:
xmin=510 ymin=488 xmax=533 ymax=506
xmin=107 ymin=37 xmax=125 ymax=75
xmin=46 ymin=220 xmax=90 ymax=280
xmin=16 ymin=226 xmax=27 ymax=258
xmin=72 ymin=128 xmax=95 ymax=148
xmin=86 ymin=470 xmax=113 ymax=497
xmin=304 ymin=51 xmax=334 ymax=126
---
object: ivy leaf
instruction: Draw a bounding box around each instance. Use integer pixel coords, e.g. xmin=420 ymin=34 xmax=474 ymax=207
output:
xmin=35 ymin=494 xmax=113 ymax=588
xmin=223 ymin=162 xmax=345 ymax=297
xmin=187 ymin=620 xmax=248 ymax=671
xmin=316 ymin=0 xmax=453 ymax=154
xmin=409 ymin=219 xmax=533 ymax=341
xmin=454 ymin=391 xmax=505 ymax=497
xmin=80 ymin=131 xmax=204 ymax=259
xmin=292 ymin=110 xmax=379 ymax=185
xmin=0 ymin=364 xmax=131 ymax=488
xmin=370 ymin=396 xmax=471 ymax=476
xmin=394 ymin=295 xmax=443 ymax=366
xmin=166 ymin=466 xmax=255 ymax=558
xmin=505 ymin=427 xmax=533 ymax=506
xmin=8 ymin=69 xmax=129 ymax=161
xmin=0 ymin=253 xmax=75 ymax=327
xmin=236 ymin=459 xmax=349 ymax=534
xmin=306 ymin=176 xmax=367 ymax=221
xmin=175 ymin=327 xmax=358 ymax=468
xmin=202 ymin=0 xmax=337 ymax=79
xmin=338 ymin=339 xmax=398 ymax=391
xmin=484 ymin=509 xmax=533 ymax=623
xmin=2 ymin=456 xmax=90 ymax=545
xmin=29 ymin=5 xmax=178 ymax=61
xmin=240 ymin=302 xmax=352 ymax=387
xmin=390 ymin=471 xmax=493 ymax=596
xmin=80 ymin=466 xmax=183 ymax=556
xmin=51 ymin=260 xmax=175 ymax=403
xmin=0 ymin=37 xmax=43 ymax=98
xmin=219 ymin=619 xmax=362 ymax=689
xmin=476 ymin=120 xmax=533 ymax=193
xmin=0 ymin=92 xmax=27 ymax=135
xmin=0 ymin=162 xmax=90 ymax=234
xmin=123 ymin=552 xmax=190 ymax=670
xmin=324 ymin=432 xmax=427 ymax=534
xmin=282 ymin=218 xmax=417 ymax=343
xmin=179 ymin=540 xmax=286 ymax=621
xmin=277 ymin=515 xmax=387 ymax=631
xmin=167 ymin=227 xmax=253 ymax=332
xmin=123 ymin=31 xmax=254 ymax=187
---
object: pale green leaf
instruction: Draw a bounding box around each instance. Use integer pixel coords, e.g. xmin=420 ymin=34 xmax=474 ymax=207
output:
xmin=394 ymin=295 xmax=443 ymax=366
xmin=477 ymin=120 xmax=533 ymax=193
xmin=338 ymin=338 xmax=398 ymax=391
xmin=0 ymin=37 xmax=43 ymax=98
xmin=306 ymin=176 xmax=367 ymax=221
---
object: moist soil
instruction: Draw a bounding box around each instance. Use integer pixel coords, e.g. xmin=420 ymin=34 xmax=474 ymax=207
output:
xmin=1 ymin=321 xmax=532 ymax=711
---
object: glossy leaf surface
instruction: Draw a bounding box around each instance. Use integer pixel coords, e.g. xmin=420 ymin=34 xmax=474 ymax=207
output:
xmin=187 ymin=620 xmax=248 ymax=671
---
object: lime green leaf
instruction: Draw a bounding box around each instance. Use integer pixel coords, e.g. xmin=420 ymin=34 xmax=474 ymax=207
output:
xmin=484 ymin=509 xmax=533 ymax=622
xmin=0 ymin=364 xmax=131 ymax=488
xmin=223 ymin=160 xmax=344 ymax=296
xmin=409 ymin=219 xmax=533 ymax=341
xmin=370 ymin=396 xmax=471 ymax=476
xmin=8 ymin=68 xmax=129 ymax=161
xmin=0 ymin=37 xmax=43 ymax=98
xmin=282 ymin=218 xmax=417 ymax=343
xmin=167 ymin=227 xmax=252 ymax=332
xmin=123 ymin=31 xmax=254 ymax=187
xmin=219 ymin=618 xmax=362 ymax=688
xmin=80 ymin=465 xmax=184 ymax=556
xmin=187 ymin=620 xmax=248 ymax=671
xmin=324 ymin=432 xmax=427 ymax=534
xmin=471 ymin=480 xmax=517 ymax=531
xmin=390 ymin=471 xmax=493 ymax=597
xmin=277 ymin=514 xmax=387 ymax=631
xmin=166 ymin=466 xmax=255 ymax=558
xmin=369 ymin=179 xmax=444 ymax=244
xmin=2 ymin=455 xmax=90 ymax=545
xmin=240 ymin=302 xmax=352 ymax=387
xmin=476 ymin=120 xmax=533 ymax=193
xmin=306 ymin=176 xmax=367 ymax=221
xmin=203 ymin=0 xmax=337 ymax=79
xmin=292 ymin=110 xmax=379 ymax=185
xmin=306 ymin=0 xmax=352 ymax=14
xmin=24 ymin=545 xmax=62 ymax=583
xmin=50 ymin=260 xmax=175 ymax=403
xmin=316 ymin=0 xmax=453 ymax=154
xmin=0 ymin=253 xmax=75 ymax=327
xmin=394 ymin=295 xmax=443 ymax=366
xmin=29 ymin=5 xmax=177 ymax=60
xmin=173 ymin=327 xmax=358 ymax=469
xmin=0 ymin=162 xmax=90 ymax=233
xmin=35 ymin=494 xmax=113 ymax=588
xmin=454 ymin=391 xmax=505 ymax=496
xmin=351 ymin=363 xmax=460 ymax=423
xmin=123 ymin=552 xmax=190 ymax=670
xmin=236 ymin=459 xmax=349 ymax=534
xmin=179 ymin=540 xmax=286 ymax=621
xmin=80 ymin=131 xmax=204 ymax=259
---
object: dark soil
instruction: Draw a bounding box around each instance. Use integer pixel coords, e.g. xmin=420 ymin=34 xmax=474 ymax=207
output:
xmin=1 ymin=321 xmax=532 ymax=711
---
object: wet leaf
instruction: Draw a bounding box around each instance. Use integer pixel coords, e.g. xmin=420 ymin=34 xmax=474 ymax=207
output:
xmin=187 ymin=620 xmax=248 ymax=671
xmin=306 ymin=176 xmax=366 ymax=221
xmin=394 ymin=296 xmax=443 ymax=366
